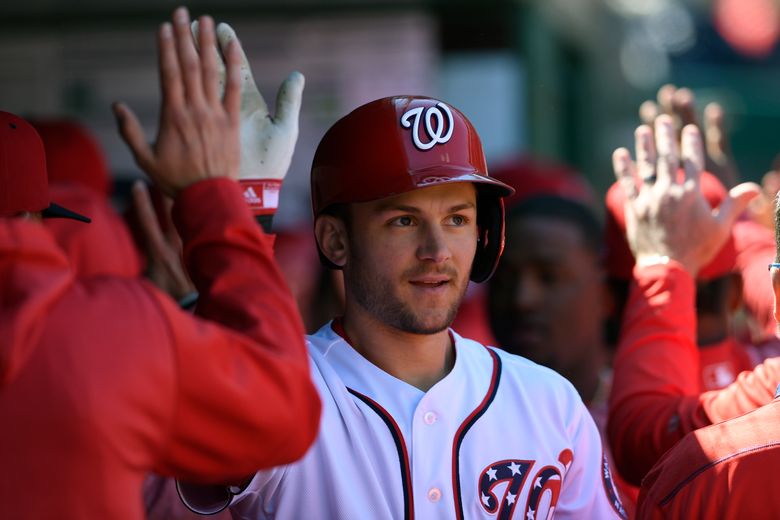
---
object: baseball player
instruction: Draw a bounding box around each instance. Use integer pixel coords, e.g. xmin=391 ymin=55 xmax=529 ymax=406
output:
xmin=608 ymin=116 xmax=779 ymax=519
xmin=604 ymin=115 xmax=780 ymax=486
xmin=637 ymin=390 xmax=780 ymax=518
xmin=178 ymin=20 xmax=626 ymax=520
xmin=0 ymin=8 xmax=320 ymax=518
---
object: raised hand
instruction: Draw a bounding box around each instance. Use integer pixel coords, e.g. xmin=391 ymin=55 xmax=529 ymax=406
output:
xmin=612 ymin=115 xmax=759 ymax=277
xmin=191 ymin=20 xmax=304 ymax=216
xmin=112 ymin=7 xmax=242 ymax=197
xmin=639 ymin=84 xmax=739 ymax=188
xmin=131 ymin=180 xmax=196 ymax=303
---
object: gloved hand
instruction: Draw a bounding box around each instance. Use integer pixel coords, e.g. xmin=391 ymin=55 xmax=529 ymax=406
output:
xmin=192 ymin=20 xmax=304 ymax=217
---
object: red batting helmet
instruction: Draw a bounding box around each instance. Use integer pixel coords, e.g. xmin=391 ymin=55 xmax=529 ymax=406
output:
xmin=311 ymin=96 xmax=515 ymax=283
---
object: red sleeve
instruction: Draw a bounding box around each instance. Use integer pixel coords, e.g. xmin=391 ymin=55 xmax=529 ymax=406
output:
xmin=608 ymin=260 xmax=780 ymax=487
xmin=151 ymin=178 xmax=321 ymax=482
xmin=700 ymin=356 xmax=780 ymax=423
xmin=607 ymin=262 xmax=710 ymax=486
xmin=733 ymin=219 xmax=776 ymax=338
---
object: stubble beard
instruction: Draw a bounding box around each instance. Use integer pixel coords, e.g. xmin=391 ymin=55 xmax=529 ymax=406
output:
xmin=345 ymin=256 xmax=469 ymax=335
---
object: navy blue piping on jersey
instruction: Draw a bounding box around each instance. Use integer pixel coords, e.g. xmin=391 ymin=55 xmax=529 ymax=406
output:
xmin=347 ymin=387 xmax=414 ymax=520
xmin=451 ymin=347 xmax=502 ymax=520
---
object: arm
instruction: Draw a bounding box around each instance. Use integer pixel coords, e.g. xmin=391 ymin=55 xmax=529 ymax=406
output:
xmin=112 ymin=7 xmax=320 ymax=480
xmin=152 ymin=178 xmax=319 ymax=479
xmin=733 ymin=219 xmax=777 ymax=338
xmin=609 ymin=259 xmax=780 ymax=484
xmin=608 ymin=262 xmax=711 ymax=485
xmin=607 ymin=117 xmax=759 ymax=485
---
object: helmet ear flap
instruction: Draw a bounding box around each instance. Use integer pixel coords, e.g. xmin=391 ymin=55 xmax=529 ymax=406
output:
xmin=470 ymin=190 xmax=506 ymax=283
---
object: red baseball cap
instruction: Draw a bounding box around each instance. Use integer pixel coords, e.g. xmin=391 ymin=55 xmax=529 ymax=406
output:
xmin=32 ymin=119 xmax=112 ymax=196
xmin=490 ymin=155 xmax=596 ymax=209
xmin=604 ymin=169 xmax=737 ymax=280
xmin=0 ymin=112 xmax=90 ymax=222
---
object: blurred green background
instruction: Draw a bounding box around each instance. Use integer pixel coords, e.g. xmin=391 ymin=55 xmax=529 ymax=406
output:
xmin=2 ymin=0 xmax=778 ymax=221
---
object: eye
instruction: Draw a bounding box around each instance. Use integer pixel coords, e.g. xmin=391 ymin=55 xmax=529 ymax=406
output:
xmin=390 ymin=215 xmax=415 ymax=227
xmin=447 ymin=214 xmax=469 ymax=226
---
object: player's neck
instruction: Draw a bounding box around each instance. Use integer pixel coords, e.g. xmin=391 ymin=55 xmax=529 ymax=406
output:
xmin=340 ymin=306 xmax=455 ymax=392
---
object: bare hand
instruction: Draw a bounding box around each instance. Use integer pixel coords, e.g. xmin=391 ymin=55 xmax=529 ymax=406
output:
xmin=612 ymin=115 xmax=759 ymax=276
xmin=112 ymin=7 xmax=242 ymax=197
xmin=131 ymin=180 xmax=196 ymax=301
xmin=746 ymin=169 xmax=780 ymax=231
xmin=639 ymin=84 xmax=739 ymax=188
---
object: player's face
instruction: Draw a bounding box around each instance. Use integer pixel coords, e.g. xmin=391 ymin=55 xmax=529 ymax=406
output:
xmin=343 ymin=182 xmax=478 ymax=335
xmin=488 ymin=216 xmax=607 ymax=374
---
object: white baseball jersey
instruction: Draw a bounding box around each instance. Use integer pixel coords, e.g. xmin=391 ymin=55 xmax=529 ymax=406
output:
xmin=230 ymin=321 xmax=626 ymax=519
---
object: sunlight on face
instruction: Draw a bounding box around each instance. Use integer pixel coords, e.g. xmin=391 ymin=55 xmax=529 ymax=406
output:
xmin=344 ymin=182 xmax=478 ymax=334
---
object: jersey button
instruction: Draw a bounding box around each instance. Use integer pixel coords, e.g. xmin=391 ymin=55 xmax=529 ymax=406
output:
xmin=423 ymin=411 xmax=437 ymax=425
xmin=427 ymin=487 xmax=442 ymax=502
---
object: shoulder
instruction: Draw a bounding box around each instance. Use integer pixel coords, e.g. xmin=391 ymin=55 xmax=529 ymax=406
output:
xmin=455 ymin=332 xmax=582 ymax=405
xmin=641 ymin=398 xmax=780 ymax=510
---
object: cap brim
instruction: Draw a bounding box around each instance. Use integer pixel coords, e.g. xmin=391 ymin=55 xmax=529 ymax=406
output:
xmin=411 ymin=170 xmax=516 ymax=198
xmin=41 ymin=202 xmax=91 ymax=223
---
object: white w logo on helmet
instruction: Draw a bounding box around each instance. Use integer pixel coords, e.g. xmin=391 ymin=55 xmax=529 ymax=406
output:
xmin=400 ymin=102 xmax=454 ymax=151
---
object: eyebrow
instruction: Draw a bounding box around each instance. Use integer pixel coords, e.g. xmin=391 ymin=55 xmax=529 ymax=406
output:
xmin=375 ymin=202 xmax=476 ymax=214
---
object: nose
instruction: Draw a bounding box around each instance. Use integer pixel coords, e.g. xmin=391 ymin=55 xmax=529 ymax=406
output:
xmin=416 ymin=223 xmax=451 ymax=264
xmin=514 ymin=271 xmax=543 ymax=310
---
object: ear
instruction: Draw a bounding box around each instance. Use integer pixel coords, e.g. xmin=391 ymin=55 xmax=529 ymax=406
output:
xmin=772 ymin=267 xmax=780 ymax=324
xmin=314 ymin=215 xmax=349 ymax=268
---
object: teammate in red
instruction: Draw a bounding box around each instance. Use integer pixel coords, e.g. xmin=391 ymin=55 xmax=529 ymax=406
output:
xmin=637 ymin=390 xmax=780 ymax=518
xmin=610 ymin=112 xmax=772 ymax=508
xmin=0 ymin=8 xmax=319 ymax=519
xmin=32 ymin=119 xmax=143 ymax=279
xmin=608 ymin=113 xmax=780 ymax=518
xmin=603 ymin=114 xmax=780 ymax=485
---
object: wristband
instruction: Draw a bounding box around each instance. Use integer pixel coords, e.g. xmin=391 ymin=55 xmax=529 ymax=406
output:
xmin=636 ymin=254 xmax=670 ymax=268
xmin=240 ymin=179 xmax=282 ymax=216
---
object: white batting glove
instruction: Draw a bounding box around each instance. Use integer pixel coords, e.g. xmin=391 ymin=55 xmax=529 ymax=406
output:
xmin=192 ymin=21 xmax=304 ymax=216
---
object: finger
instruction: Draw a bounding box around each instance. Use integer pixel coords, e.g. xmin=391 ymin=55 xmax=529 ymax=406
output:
xmin=613 ymin=147 xmax=639 ymax=200
xmin=672 ymin=88 xmax=699 ymax=129
xmin=195 ymin=16 xmax=220 ymax=104
xmin=717 ymin=181 xmax=761 ymax=228
xmin=222 ymin=39 xmax=242 ymax=120
xmin=161 ymin=195 xmax=182 ymax=250
xmin=639 ymin=100 xmax=659 ymax=126
xmin=113 ymin=102 xmax=154 ymax=173
xmin=762 ymin=171 xmax=780 ymax=196
xmin=680 ymin=124 xmax=704 ymax=188
xmin=131 ymin=180 xmax=170 ymax=258
xmin=635 ymin=124 xmax=657 ymax=185
xmin=657 ymin=84 xmax=677 ymax=115
xmin=158 ymin=22 xmax=184 ymax=109
xmin=216 ymin=23 xmax=267 ymax=114
xmin=703 ymin=102 xmax=728 ymax=157
xmin=274 ymin=71 xmax=305 ymax=127
xmin=654 ymin=115 xmax=679 ymax=185
xmin=192 ymin=19 xmax=227 ymax=99
xmin=172 ymin=7 xmax=204 ymax=104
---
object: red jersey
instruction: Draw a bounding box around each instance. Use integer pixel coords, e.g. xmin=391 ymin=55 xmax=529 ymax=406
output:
xmin=699 ymin=336 xmax=754 ymax=391
xmin=733 ymin=219 xmax=777 ymax=339
xmin=608 ymin=262 xmax=780 ymax=485
xmin=43 ymin=182 xmax=142 ymax=278
xmin=637 ymin=397 xmax=780 ymax=519
xmin=0 ymin=179 xmax=321 ymax=519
